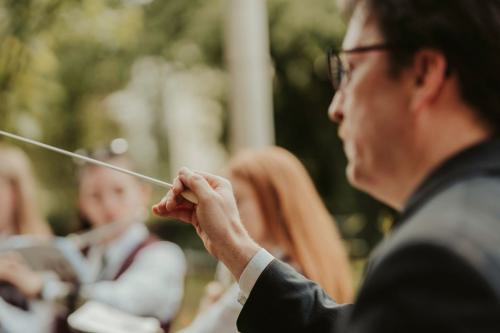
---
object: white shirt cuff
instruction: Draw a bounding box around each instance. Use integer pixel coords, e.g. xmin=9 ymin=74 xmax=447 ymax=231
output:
xmin=237 ymin=248 xmax=274 ymax=305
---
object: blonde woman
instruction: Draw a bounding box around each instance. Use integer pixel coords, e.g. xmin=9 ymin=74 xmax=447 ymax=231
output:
xmin=0 ymin=143 xmax=56 ymax=333
xmin=178 ymin=146 xmax=353 ymax=333
xmin=0 ymin=144 xmax=51 ymax=237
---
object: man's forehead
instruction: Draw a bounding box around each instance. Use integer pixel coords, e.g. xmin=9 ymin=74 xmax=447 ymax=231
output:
xmin=342 ymin=3 xmax=382 ymax=49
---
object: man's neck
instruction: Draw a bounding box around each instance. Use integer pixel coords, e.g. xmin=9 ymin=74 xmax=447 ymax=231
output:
xmin=393 ymin=117 xmax=492 ymax=211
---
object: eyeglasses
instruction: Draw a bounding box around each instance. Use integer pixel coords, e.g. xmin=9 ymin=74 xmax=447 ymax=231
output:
xmin=327 ymin=43 xmax=399 ymax=92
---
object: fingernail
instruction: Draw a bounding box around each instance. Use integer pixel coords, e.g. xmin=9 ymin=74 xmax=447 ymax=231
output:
xmin=165 ymin=195 xmax=174 ymax=210
xmin=180 ymin=167 xmax=193 ymax=175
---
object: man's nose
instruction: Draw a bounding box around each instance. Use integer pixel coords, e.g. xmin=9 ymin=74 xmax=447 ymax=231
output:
xmin=328 ymin=91 xmax=344 ymax=123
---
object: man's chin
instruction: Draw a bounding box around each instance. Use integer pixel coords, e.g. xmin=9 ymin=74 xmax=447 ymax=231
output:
xmin=346 ymin=162 xmax=370 ymax=191
xmin=345 ymin=161 xmax=358 ymax=185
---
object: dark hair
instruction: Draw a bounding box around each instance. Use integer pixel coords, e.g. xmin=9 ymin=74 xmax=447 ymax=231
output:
xmin=364 ymin=0 xmax=500 ymax=134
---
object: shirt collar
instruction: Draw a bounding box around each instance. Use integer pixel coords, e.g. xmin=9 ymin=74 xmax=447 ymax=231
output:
xmin=102 ymin=223 xmax=149 ymax=277
xmin=396 ymin=138 xmax=500 ymax=227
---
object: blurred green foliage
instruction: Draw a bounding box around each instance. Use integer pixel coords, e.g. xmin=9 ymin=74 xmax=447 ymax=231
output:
xmin=0 ymin=0 xmax=390 ymax=254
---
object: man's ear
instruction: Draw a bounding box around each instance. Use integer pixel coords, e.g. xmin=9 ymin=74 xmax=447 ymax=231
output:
xmin=410 ymin=49 xmax=448 ymax=113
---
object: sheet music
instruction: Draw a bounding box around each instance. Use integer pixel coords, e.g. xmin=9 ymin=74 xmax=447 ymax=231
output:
xmin=68 ymin=301 xmax=162 ymax=333
xmin=0 ymin=237 xmax=80 ymax=283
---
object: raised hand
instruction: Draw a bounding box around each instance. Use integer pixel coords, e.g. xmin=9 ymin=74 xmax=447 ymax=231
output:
xmin=152 ymin=167 xmax=260 ymax=279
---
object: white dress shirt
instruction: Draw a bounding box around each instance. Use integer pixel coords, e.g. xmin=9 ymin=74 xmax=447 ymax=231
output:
xmin=0 ymin=297 xmax=56 ymax=333
xmin=0 ymin=236 xmax=58 ymax=333
xmin=176 ymin=283 xmax=242 ymax=333
xmin=80 ymin=223 xmax=187 ymax=322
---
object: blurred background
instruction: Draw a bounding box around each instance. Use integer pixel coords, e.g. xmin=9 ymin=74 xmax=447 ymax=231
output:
xmin=0 ymin=0 xmax=394 ymax=328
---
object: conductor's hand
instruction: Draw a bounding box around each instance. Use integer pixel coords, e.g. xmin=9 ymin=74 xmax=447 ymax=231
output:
xmin=152 ymin=167 xmax=260 ymax=280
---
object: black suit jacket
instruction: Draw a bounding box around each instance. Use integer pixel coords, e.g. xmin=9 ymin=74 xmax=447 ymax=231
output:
xmin=237 ymin=139 xmax=500 ymax=333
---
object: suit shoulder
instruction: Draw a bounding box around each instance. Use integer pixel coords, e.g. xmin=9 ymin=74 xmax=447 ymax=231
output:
xmin=373 ymin=176 xmax=500 ymax=297
xmin=398 ymin=176 xmax=500 ymax=248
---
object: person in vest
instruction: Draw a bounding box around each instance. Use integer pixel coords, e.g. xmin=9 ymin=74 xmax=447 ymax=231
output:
xmin=177 ymin=147 xmax=353 ymax=333
xmin=77 ymin=150 xmax=186 ymax=332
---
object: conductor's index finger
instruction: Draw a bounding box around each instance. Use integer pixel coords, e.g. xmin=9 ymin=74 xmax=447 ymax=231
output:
xmin=193 ymin=170 xmax=231 ymax=190
xmin=178 ymin=168 xmax=215 ymax=203
xmin=171 ymin=176 xmax=185 ymax=195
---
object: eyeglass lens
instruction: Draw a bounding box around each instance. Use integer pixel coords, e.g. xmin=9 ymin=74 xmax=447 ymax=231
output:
xmin=328 ymin=53 xmax=343 ymax=92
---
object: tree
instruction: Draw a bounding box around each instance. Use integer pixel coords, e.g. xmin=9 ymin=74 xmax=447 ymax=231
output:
xmin=0 ymin=0 xmax=387 ymax=252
